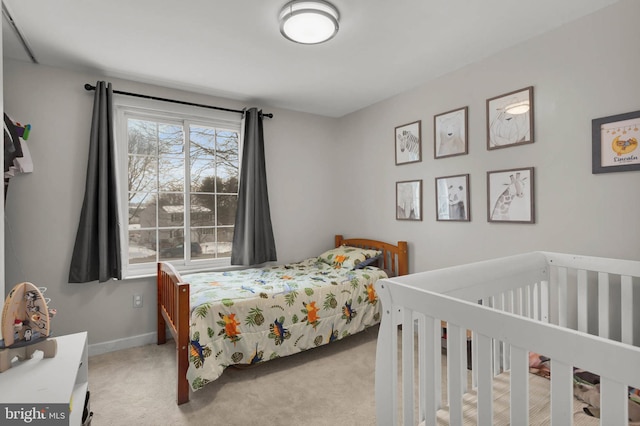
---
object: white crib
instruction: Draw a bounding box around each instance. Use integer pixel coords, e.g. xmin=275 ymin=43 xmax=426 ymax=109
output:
xmin=375 ymin=251 xmax=640 ymax=425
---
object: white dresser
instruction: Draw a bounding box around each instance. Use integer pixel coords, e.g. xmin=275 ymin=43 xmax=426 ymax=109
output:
xmin=0 ymin=332 xmax=89 ymax=425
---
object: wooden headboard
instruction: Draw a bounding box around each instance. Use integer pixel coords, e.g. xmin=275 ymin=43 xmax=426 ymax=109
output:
xmin=335 ymin=234 xmax=408 ymax=277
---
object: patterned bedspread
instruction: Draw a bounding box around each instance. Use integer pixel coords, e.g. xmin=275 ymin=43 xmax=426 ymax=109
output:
xmin=184 ymin=257 xmax=387 ymax=390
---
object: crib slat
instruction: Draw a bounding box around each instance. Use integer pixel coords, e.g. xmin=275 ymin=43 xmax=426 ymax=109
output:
xmin=557 ymin=266 xmax=568 ymax=327
xmin=540 ymin=280 xmax=549 ymax=323
xmin=419 ymin=315 xmax=439 ymax=425
xmin=550 ymin=360 xmax=573 ymax=426
xmin=621 ymin=275 xmax=633 ymax=345
xmin=532 ymin=282 xmax=540 ymax=321
xmin=491 ymin=296 xmax=501 ymax=374
xmin=417 ymin=315 xmax=426 ymax=423
xmin=492 ymin=295 xmax=504 ymax=373
xmin=598 ymin=272 xmax=610 ymax=339
xmin=510 ymin=346 xmax=529 ymax=425
xmin=577 ymin=269 xmax=588 ymax=333
xmin=471 ymin=330 xmax=478 ymax=388
xmin=402 ymin=308 xmax=415 ymax=426
xmin=501 ymin=292 xmax=510 ymax=371
xmin=373 ymin=283 xmax=397 ymax=426
xmin=447 ymin=324 xmax=464 ymax=426
xmin=600 ymin=377 xmax=629 ymax=425
xmin=476 ymin=333 xmax=493 ymax=425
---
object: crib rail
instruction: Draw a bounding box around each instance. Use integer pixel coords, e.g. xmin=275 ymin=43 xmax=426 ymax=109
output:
xmin=375 ymin=251 xmax=640 ymax=426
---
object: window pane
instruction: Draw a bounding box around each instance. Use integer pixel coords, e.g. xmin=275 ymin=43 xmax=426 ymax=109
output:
xmin=158 ymin=123 xmax=184 ymax=156
xmin=216 ymin=131 xmax=239 ymax=179
xmin=158 ymin=193 xmax=184 ymax=226
xmin=218 ymin=176 xmax=238 ymax=194
xmin=129 ymin=229 xmax=157 ymax=265
xmin=193 ymin=228 xmax=214 ymax=260
xmin=190 ymin=158 xmax=215 ymax=192
xmin=190 ymin=194 xmax=214 ymax=226
xmin=128 ymin=119 xmax=157 ymax=155
xmin=159 ymin=233 xmax=184 ymax=261
xmin=217 ymin=195 xmax=237 ymax=225
xmin=158 ymin=157 xmax=184 ymax=191
xmin=128 ymin=154 xmax=157 ymax=192
xmin=217 ymin=227 xmax=234 ymax=258
xmin=129 ymin=192 xmax=157 ymax=228
xmin=190 ymin=125 xmax=216 ymax=159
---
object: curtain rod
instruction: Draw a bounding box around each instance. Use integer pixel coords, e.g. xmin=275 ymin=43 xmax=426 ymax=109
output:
xmin=83 ymin=84 xmax=273 ymax=119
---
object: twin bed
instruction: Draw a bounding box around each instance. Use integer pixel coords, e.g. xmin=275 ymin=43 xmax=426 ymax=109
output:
xmin=157 ymin=235 xmax=408 ymax=404
xmin=158 ymin=239 xmax=640 ymax=423
xmin=376 ymin=251 xmax=640 ymax=425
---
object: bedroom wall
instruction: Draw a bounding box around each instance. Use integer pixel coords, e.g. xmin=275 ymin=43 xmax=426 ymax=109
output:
xmin=3 ymin=0 xmax=639 ymax=351
xmin=336 ymin=0 xmax=640 ymax=273
xmin=2 ymin=61 xmax=341 ymax=351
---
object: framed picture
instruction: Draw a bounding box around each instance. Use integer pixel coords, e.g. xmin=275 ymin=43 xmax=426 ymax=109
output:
xmin=396 ymin=179 xmax=422 ymax=221
xmin=395 ymin=120 xmax=422 ymax=165
xmin=486 ymin=86 xmax=534 ymax=150
xmin=592 ymin=110 xmax=640 ymax=174
xmin=435 ymin=174 xmax=470 ymax=221
xmin=434 ymin=107 xmax=468 ymax=159
xmin=487 ymin=167 xmax=535 ymax=223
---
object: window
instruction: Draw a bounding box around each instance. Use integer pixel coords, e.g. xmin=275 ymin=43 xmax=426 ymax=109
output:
xmin=115 ymin=99 xmax=241 ymax=277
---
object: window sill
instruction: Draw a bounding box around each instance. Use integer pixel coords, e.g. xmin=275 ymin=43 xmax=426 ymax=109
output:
xmin=122 ymin=261 xmax=247 ymax=280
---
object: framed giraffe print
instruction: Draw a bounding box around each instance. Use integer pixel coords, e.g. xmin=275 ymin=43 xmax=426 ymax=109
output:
xmin=487 ymin=167 xmax=535 ymax=223
xmin=435 ymin=174 xmax=470 ymax=221
xmin=395 ymin=120 xmax=422 ymax=165
xmin=592 ymin=110 xmax=640 ymax=174
xmin=487 ymin=86 xmax=534 ymax=150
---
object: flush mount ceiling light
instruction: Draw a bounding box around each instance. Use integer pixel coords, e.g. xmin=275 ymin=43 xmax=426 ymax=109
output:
xmin=279 ymin=0 xmax=340 ymax=44
xmin=504 ymin=100 xmax=530 ymax=115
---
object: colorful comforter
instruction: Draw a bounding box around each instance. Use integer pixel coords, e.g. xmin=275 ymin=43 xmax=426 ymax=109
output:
xmin=184 ymin=257 xmax=387 ymax=390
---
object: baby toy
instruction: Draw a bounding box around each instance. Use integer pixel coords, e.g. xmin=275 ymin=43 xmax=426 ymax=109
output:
xmin=0 ymin=282 xmax=57 ymax=372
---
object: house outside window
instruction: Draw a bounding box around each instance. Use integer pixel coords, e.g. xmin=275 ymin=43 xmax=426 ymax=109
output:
xmin=115 ymin=98 xmax=241 ymax=277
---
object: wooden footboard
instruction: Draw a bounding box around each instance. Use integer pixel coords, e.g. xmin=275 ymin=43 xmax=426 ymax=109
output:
xmin=157 ymin=261 xmax=190 ymax=405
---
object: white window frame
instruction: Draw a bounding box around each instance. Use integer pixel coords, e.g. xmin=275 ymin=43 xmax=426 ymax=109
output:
xmin=114 ymin=96 xmax=243 ymax=278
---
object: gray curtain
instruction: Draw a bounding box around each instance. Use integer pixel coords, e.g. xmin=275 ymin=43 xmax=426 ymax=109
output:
xmin=69 ymin=81 xmax=122 ymax=283
xmin=231 ymin=108 xmax=277 ymax=265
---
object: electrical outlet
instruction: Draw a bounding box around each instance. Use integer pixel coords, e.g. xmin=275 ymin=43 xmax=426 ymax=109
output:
xmin=133 ymin=294 xmax=143 ymax=308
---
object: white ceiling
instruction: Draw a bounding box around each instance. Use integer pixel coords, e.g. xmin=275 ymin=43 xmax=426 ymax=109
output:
xmin=2 ymin=0 xmax=620 ymax=118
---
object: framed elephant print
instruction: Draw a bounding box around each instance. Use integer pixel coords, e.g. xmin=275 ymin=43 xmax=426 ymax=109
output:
xmin=487 ymin=87 xmax=534 ymax=150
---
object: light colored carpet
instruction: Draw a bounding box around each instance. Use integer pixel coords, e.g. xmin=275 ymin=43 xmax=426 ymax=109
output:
xmin=88 ymin=326 xmax=381 ymax=426
xmin=89 ymin=326 xmax=617 ymax=426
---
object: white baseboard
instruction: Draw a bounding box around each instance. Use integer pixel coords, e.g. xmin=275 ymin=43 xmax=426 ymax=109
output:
xmin=88 ymin=331 xmax=157 ymax=357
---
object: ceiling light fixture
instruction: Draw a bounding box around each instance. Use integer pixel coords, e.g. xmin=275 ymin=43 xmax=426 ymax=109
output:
xmin=279 ymin=0 xmax=340 ymax=45
xmin=504 ymin=100 xmax=530 ymax=115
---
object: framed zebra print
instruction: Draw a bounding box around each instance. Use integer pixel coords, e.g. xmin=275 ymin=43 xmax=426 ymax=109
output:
xmin=395 ymin=120 xmax=422 ymax=165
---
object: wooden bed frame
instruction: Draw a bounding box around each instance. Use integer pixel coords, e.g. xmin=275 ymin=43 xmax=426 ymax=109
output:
xmin=157 ymin=234 xmax=408 ymax=404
